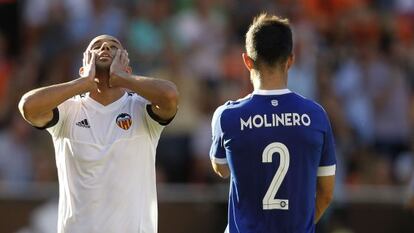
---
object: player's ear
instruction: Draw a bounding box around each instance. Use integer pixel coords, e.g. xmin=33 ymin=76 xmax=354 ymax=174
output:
xmin=285 ymin=54 xmax=294 ymax=71
xmin=242 ymin=53 xmax=254 ymax=71
xmin=79 ymin=67 xmax=84 ymax=76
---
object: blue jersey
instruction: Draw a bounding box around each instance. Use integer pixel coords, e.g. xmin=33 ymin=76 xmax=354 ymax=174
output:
xmin=210 ymin=89 xmax=336 ymax=233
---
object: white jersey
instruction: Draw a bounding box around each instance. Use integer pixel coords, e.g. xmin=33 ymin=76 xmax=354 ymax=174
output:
xmin=47 ymin=92 xmax=165 ymax=233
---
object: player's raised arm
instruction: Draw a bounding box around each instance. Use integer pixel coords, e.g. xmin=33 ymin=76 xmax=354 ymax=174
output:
xmin=109 ymin=49 xmax=178 ymax=122
xmin=314 ymin=175 xmax=335 ymax=223
xmin=18 ymin=52 xmax=98 ymax=128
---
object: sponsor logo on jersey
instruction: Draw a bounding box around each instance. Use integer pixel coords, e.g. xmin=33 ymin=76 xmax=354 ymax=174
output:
xmin=76 ymin=119 xmax=90 ymax=128
xmin=116 ymin=113 xmax=132 ymax=130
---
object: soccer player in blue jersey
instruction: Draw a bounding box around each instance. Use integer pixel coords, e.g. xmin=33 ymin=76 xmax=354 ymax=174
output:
xmin=209 ymin=13 xmax=336 ymax=233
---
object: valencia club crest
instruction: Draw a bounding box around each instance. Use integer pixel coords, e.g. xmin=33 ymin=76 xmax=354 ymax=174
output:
xmin=116 ymin=113 xmax=132 ymax=130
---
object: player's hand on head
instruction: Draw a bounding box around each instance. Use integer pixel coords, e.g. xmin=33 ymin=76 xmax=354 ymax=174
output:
xmin=80 ymin=51 xmax=99 ymax=92
xmin=81 ymin=51 xmax=96 ymax=79
xmin=120 ymin=49 xmax=129 ymax=68
xmin=109 ymin=49 xmax=130 ymax=88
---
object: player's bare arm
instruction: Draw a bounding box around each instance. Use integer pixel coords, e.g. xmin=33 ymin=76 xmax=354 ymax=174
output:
xmin=314 ymin=175 xmax=335 ymax=223
xmin=211 ymin=162 xmax=230 ymax=179
xmin=18 ymin=52 xmax=99 ymax=127
xmin=109 ymin=49 xmax=179 ymax=121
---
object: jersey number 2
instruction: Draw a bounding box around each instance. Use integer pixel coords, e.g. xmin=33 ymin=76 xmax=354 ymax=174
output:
xmin=262 ymin=142 xmax=290 ymax=210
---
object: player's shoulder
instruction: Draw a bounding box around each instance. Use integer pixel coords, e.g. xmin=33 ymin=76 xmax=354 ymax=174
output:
xmin=292 ymin=92 xmax=327 ymax=114
xmin=291 ymin=93 xmax=331 ymax=126
xmin=213 ymin=94 xmax=252 ymax=117
xmin=211 ymin=94 xmax=252 ymax=126
xmin=126 ymin=91 xmax=148 ymax=104
xmin=228 ymin=94 xmax=252 ymax=105
xmin=64 ymin=94 xmax=86 ymax=104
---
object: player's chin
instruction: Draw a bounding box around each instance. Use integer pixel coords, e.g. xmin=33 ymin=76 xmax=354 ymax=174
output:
xmin=95 ymin=60 xmax=112 ymax=68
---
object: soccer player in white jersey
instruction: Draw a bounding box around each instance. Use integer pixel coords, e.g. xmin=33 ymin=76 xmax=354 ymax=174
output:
xmin=210 ymin=14 xmax=336 ymax=233
xmin=18 ymin=35 xmax=178 ymax=233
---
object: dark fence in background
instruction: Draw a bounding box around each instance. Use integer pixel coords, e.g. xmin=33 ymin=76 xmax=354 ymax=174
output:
xmin=1 ymin=183 xmax=413 ymax=233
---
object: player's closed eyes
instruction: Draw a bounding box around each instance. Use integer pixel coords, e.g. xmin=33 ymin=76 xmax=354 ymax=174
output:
xmin=92 ymin=44 xmax=118 ymax=50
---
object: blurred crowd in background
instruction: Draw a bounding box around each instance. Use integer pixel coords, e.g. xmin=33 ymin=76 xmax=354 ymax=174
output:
xmin=0 ymin=0 xmax=414 ymax=194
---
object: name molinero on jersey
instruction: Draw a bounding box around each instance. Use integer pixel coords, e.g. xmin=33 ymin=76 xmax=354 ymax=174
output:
xmin=210 ymin=89 xmax=336 ymax=233
xmin=240 ymin=113 xmax=311 ymax=131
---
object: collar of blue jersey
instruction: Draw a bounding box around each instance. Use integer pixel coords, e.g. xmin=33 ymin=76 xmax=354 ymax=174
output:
xmin=252 ymin=89 xmax=292 ymax=96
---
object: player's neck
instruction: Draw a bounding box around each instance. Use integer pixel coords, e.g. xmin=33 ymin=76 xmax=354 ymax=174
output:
xmin=89 ymin=86 xmax=125 ymax=106
xmin=251 ymin=69 xmax=288 ymax=91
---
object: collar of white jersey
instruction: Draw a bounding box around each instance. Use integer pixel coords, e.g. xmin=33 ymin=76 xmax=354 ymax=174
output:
xmin=84 ymin=92 xmax=128 ymax=113
xmin=252 ymin=89 xmax=292 ymax=96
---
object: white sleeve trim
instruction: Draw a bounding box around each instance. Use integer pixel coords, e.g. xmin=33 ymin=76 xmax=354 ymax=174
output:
xmin=317 ymin=165 xmax=336 ymax=176
xmin=211 ymin=157 xmax=228 ymax=164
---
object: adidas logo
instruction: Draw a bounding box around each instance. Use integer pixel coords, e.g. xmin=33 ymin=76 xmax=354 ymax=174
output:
xmin=76 ymin=119 xmax=90 ymax=128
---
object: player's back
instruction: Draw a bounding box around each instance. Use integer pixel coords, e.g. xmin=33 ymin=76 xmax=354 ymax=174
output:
xmin=212 ymin=89 xmax=336 ymax=233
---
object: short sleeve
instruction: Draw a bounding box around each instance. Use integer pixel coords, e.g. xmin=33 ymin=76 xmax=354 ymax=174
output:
xmin=317 ymin=113 xmax=337 ymax=176
xmin=132 ymin=94 xmax=165 ymax=140
xmin=46 ymin=100 xmax=71 ymax=137
xmin=35 ymin=107 xmax=59 ymax=130
xmin=209 ymin=106 xmax=227 ymax=164
xmin=144 ymin=106 xmax=165 ymax=139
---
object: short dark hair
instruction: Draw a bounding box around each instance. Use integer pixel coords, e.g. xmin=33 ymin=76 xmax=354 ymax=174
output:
xmin=245 ymin=13 xmax=293 ymax=68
